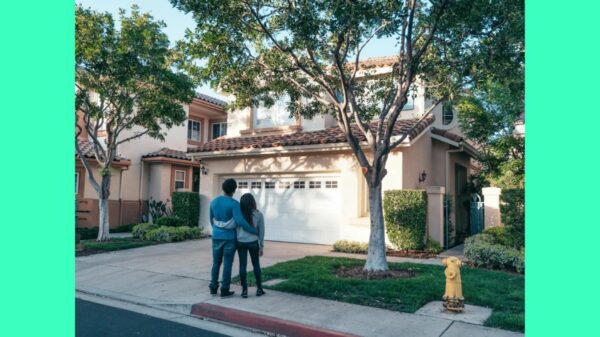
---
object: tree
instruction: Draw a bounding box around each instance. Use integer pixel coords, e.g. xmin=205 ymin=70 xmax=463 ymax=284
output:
xmin=171 ymin=0 xmax=521 ymax=273
xmin=75 ymin=5 xmax=196 ymax=241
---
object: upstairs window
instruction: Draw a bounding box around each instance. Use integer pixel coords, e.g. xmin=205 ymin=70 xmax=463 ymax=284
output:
xmin=188 ymin=120 xmax=201 ymax=141
xmin=253 ymin=95 xmax=296 ymax=128
xmin=442 ymin=102 xmax=454 ymax=125
xmin=211 ymin=122 xmax=227 ymax=139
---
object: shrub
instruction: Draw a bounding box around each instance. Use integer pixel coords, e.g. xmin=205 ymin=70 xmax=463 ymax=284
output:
xmin=76 ymin=227 xmax=99 ymax=240
xmin=113 ymin=223 xmax=135 ymax=233
xmin=156 ymin=215 xmax=185 ymax=227
xmin=144 ymin=226 xmax=202 ymax=242
xmin=148 ymin=199 xmax=171 ymax=222
xmin=333 ymin=240 xmax=368 ymax=254
xmin=425 ymin=236 xmax=443 ymax=254
xmin=501 ymin=188 xmax=524 ymax=249
xmin=464 ymin=234 xmax=524 ymax=273
xmin=172 ymin=192 xmax=200 ymax=227
xmin=482 ymin=226 xmax=515 ymax=247
xmin=384 ymin=190 xmax=427 ymax=250
xmin=132 ymin=223 xmax=158 ymax=239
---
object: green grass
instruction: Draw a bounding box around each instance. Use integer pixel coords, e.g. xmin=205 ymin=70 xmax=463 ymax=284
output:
xmin=237 ymin=256 xmax=524 ymax=332
xmin=80 ymin=238 xmax=158 ymax=252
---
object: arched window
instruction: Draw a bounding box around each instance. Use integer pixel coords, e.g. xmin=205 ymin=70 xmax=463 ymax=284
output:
xmin=442 ymin=102 xmax=454 ymax=125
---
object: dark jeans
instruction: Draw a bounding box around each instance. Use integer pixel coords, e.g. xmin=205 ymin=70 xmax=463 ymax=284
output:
xmin=210 ymin=239 xmax=237 ymax=290
xmin=237 ymin=240 xmax=262 ymax=289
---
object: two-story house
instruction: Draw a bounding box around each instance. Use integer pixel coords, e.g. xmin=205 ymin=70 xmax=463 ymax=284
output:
xmin=188 ymin=56 xmax=481 ymax=246
xmin=75 ymin=93 xmax=228 ymax=228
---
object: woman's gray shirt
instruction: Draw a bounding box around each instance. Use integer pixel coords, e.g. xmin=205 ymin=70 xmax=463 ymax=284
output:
xmin=237 ymin=210 xmax=265 ymax=248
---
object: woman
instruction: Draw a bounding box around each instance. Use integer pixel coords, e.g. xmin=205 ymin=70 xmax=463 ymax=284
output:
xmin=237 ymin=193 xmax=266 ymax=298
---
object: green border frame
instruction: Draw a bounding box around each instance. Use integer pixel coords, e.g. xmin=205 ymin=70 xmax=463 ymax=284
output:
xmin=0 ymin=1 xmax=74 ymax=336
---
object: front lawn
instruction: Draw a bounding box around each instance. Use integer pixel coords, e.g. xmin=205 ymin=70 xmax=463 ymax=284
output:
xmin=238 ymin=256 xmax=524 ymax=332
xmin=77 ymin=238 xmax=158 ymax=256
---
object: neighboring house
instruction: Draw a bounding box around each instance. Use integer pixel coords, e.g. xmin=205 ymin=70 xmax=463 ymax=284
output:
xmin=188 ymin=56 xmax=481 ymax=245
xmin=75 ymin=93 xmax=227 ymax=228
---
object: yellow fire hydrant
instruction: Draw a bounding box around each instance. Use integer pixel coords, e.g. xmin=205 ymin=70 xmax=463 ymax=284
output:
xmin=442 ymin=257 xmax=464 ymax=312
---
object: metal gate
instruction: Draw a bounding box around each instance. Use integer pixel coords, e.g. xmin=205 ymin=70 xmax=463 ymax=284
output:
xmin=470 ymin=193 xmax=484 ymax=235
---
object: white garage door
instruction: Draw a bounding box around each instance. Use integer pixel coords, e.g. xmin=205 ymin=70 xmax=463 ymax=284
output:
xmin=223 ymin=175 xmax=341 ymax=245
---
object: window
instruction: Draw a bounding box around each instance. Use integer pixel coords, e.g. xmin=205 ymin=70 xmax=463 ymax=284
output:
xmin=279 ymin=181 xmax=291 ymax=189
xmin=325 ymin=181 xmax=338 ymax=189
xmin=188 ymin=120 xmax=201 ymax=141
xmin=211 ymin=122 xmax=227 ymax=140
xmin=293 ymin=181 xmax=305 ymax=189
xmin=175 ymin=170 xmax=186 ymax=190
xmin=251 ymin=181 xmax=262 ymax=189
xmin=238 ymin=181 xmax=249 ymax=189
xmin=403 ymin=91 xmax=415 ymax=110
xmin=265 ymin=181 xmax=276 ymax=189
xmin=75 ymin=172 xmax=79 ymax=194
xmin=253 ymin=95 xmax=296 ymax=128
xmin=192 ymin=167 xmax=200 ymax=193
xmin=442 ymin=102 xmax=454 ymax=125
xmin=309 ymin=181 xmax=321 ymax=189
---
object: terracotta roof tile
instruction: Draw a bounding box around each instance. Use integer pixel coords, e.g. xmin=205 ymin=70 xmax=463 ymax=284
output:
xmin=189 ymin=116 xmax=434 ymax=153
xmin=76 ymin=138 xmax=129 ymax=162
xmin=431 ymin=128 xmax=464 ymax=143
xmin=195 ymin=92 xmax=227 ymax=107
xmin=143 ymin=148 xmax=190 ymax=161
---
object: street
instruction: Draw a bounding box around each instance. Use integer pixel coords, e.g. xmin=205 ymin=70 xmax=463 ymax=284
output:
xmin=76 ymin=299 xmax=233 ymax=337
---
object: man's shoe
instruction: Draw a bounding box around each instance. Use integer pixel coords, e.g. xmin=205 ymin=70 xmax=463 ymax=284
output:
xmin=209 ymin=286 xmax=218 ymax=295
xmin=241 ymin=288 xmax=248 ymax=298
xmin=256 ymin=288 xmax=266 ymax=296
xmin=220 ymin=289 xmax=235 ymax=297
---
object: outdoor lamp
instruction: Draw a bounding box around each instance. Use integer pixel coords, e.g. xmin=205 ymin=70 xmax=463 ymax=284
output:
xmin=200 ymin=164 xmax=208 ymax=175
xmin=419 ymin=170 xmax=427 ymax=183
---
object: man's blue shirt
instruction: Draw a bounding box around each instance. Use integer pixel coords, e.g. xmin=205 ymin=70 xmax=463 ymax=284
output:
xmin=209 ymin=195 xmax=258 ymax=240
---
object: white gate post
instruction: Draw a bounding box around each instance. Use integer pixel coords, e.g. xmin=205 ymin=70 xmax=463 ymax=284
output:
xmin=426 ymin=186 xmax=445 ymax=245
xmin=482 ymin=187 xmax=502 ymax=228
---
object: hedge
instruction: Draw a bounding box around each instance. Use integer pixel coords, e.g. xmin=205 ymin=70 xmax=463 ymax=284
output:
xmin=333 ymin=240 xmax=369 ymax=254
xmin=172 ymin=192 xmax=200 ymax=227
xmin=501 ymin=188 xmax=524 ymax=249
xmin=464 ymin=233 xmax=524 ymax=273
xmin=156 ymin=215 xmax=185 ymax=227
xmin=132 ymin=223 xmax=201 ymax=242
xmin=384 ymin=189 xmax=427 ymax=250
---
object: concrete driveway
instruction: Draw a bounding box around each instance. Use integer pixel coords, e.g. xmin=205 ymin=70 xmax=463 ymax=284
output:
xmin=76 ymin=239 xmax=332 ymax=309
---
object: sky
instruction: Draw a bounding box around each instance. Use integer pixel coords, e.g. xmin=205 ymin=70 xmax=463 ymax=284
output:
xmin=76 ymin=0 xmax=399 ymax=100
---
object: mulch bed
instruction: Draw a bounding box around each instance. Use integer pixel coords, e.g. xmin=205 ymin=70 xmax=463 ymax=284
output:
xmin=335 ymin=265 xmax=417 ymax=280
xmin=76 ymin=249 xmax=107 ymax=257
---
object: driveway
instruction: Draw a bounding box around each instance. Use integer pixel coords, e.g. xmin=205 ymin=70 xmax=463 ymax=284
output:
xmin=76 ymin=239 xmax=333 ymax=309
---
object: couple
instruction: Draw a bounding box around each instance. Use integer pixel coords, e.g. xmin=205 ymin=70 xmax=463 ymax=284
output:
xmin=209 ymin=178 xmax=265 ymax=298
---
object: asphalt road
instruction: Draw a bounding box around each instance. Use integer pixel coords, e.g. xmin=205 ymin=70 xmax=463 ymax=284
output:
xmin=76 ymin=299 xmax=232 ymax=337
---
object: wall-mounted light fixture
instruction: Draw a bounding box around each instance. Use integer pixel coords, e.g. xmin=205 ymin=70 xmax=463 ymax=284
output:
xmin=418 ymin=170 xmax=427 ymax=183
xmin=200 ymin=164 xmax=208 ymax=175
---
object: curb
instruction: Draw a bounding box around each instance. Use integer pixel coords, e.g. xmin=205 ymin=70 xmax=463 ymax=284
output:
xmin=191 ymin=303 xmax=361 ymax=337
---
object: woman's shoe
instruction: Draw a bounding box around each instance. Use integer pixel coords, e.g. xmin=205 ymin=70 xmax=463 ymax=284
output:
xmin=256 ymin=288 xmax=266 ymax=296
xmin=241 ymin=288 xmax=248 ymax=298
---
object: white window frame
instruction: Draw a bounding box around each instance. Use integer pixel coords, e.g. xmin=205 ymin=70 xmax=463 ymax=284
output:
xmin=188 ymin=120 xmax=201 ymax=141
xmin=442 ymin=102 xmax=454 ymax=125
xmin=253 ymin=95 xmax=297 ymax=128
xmin=175 ymin=170 xmax=186 ymax=190
xmin=238 ymin=181 xmax=249 ymax=189
xmin=211 ymin=122 xmax=227 ymax=139
xmin=251 ymin=181 xmax=262 ymax=189
xmin=293 ymin=181 xmax=306 ymax=189
xmin=265 ymin=181 xmax=276 ymax=189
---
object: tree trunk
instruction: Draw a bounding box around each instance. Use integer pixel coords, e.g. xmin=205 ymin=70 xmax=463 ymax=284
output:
xmin=364 ymin=182 xmax=390 ymax=273
xmin=96 ymin=174 xmax=111 ymax=242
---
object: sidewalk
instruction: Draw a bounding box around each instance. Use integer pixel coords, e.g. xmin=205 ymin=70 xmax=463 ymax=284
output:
xmin=76 ymin=240 xmax=521 ymax=337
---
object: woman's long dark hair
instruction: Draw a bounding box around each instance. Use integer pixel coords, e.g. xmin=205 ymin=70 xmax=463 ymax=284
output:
xmin=240 ymin=193 xmax=257 ymax=227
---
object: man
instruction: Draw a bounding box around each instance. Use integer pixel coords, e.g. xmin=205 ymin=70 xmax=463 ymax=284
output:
xmin=209 ymin=178 xmax=258 ymax=297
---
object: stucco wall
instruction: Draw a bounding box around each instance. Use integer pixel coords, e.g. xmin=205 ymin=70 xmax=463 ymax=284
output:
xmin=147 ymin=163 xmax=172 ymax=202
xmin=401 ymin=133 xmax=433 ymax=190
xmin=80 ymin=164 xmax=124 ymax=201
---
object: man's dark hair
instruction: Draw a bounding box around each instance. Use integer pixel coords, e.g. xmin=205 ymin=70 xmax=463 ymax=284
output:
xmin=222 ymin=178 xmax=237 ymax=195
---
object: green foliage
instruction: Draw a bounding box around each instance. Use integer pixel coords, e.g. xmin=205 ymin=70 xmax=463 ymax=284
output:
xmin=133 ymin=223 xmax=200 ymax=242
xmin=333 ymin=240 xmax=369 ymax=254
xmin=424 ymin=236 xmax=443 ymax=254
xmin=132 ymin=223 xmax=158 ymax=239
xmin=242 ymin=256 xmax=524 ymax=331
xmin=148 ymin=199 xmax=171 ymax=222
xmin=384 ymin=190 xmax=427 ymax=250
xmin=464 ymin=234 xmax=524 ymax=273
xmin=155 ymin=215 xmax=185 ymax=227
xmin=113 ymin=223 xmax=135 ymax=233
xmin=77 ymin=227 xmax=99 ymax=240
xmin=81 ymin=238 xmax=157 ymax=252
xmin=144 ymin=226 xmax=202 ymax=242
xmin=172 ymin=192 xmax=200 ymax=227
xmin=501 ymin=188 xmax=525 ymax=248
